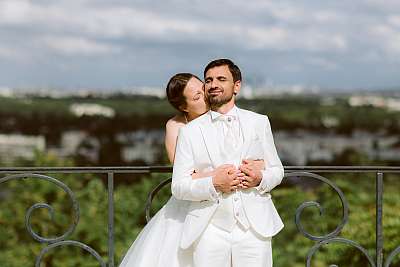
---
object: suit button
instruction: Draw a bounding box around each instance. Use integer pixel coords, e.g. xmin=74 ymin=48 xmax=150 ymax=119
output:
xmin=235 ymin=212 xmax=239 ymax=216
xmin=234 ymin=197 xmax=238 ymax=201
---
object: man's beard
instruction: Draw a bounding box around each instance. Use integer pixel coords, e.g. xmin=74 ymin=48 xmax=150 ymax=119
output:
xmin=207 ymin=91 xmax=234 ymax=109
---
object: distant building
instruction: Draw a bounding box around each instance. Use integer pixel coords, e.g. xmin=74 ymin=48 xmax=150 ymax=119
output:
xmin=47 ymin=130 xmax=100 ymax=162
xmin=275 ymin=130 xmax=400 ymax=165
xmin=69 ymin=103 xmax=115 ymax=118
xmin=117 ymin=129 xmax=165 ymax=163
xmin=348 ymin=95 xmax=400 ymax=112
xmin=0 ymin=87 xmax=13 ymax=97
xmin=0 ymin=134 xmax=45 ymax=164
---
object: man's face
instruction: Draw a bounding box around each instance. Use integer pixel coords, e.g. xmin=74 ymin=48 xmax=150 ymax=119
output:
xmin=204 ymin=65 xmax=240 ymax=109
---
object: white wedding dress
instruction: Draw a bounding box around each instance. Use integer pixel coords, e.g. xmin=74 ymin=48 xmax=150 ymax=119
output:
xmin=119 ymin=196 xmax=193 ymax=267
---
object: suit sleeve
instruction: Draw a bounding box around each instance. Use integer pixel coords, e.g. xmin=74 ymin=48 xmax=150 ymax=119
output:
xmin=171 ymin=127 xmax=219 ymax=201
xmin=256 ymin=115 xmax=284 ymax=194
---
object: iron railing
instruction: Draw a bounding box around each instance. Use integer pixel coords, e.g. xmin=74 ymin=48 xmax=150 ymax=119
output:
xmin=1 ymin=166 xmax=400 ymax=266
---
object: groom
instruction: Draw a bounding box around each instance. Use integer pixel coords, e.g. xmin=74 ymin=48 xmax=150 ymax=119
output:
xmin=172 ymin=58 xmax=284 ymax=267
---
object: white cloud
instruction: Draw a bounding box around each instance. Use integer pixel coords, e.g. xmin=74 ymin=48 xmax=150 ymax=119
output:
xmin=305 ymin=33 xmax=347 ymax=52
xmin=388 ymin=15 xmax=400 ymax=27
xmin=40 ymin=36 xmax=120 ymax=55
xmin=81 ymin=7 xmax=202 ymax=39
xmin=243 ymin=27 xmax=347 ymax=52
xmin=0 ymin=0 xmax=399 ymax=88
xmin=365 ymin=0 xmax=400 ymax=11
xmin=0 ymin=1 xmax=202 ymax=41
xmin=268 ymin=3 xmax=306 ymax=22
xmin=0 ymin=46 xmax=16 ymax=58
xmin=0 ymin=0 xmax=31 ymax=24
xmin=0 ymin=45 xmax=27 ymax=62
xmin=358 ymin=50 xmax=383 ymax=63
xmin=313 ymin=10 xmax=343 ymax=23
xmin=307 ymin=57 xmax=338 ymax=70
xmin=369 ymin=24 xmax=400 ymax=56
xmin=0 ymin=0 xmax=348 ymax=53
xmin=246 ymin=27 xmax=289 ymax=49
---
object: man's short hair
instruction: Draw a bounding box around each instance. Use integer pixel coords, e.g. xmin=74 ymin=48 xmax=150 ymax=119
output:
xmin=204 ymin=58 xmax=242 ymax=82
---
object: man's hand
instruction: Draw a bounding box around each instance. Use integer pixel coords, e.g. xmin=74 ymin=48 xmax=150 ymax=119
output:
xmin=212 ymin=164 xmax=241 ymax=193
xmin=238 ymin=160 xmax=263 ymax=189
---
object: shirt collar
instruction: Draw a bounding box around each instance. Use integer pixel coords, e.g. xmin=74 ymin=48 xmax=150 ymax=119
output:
xmin=210 ymin=105 xmax=239 ymax=121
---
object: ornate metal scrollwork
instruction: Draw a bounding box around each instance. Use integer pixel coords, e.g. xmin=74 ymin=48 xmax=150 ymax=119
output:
xmin=285 ymin=171 xmax=376 ymax=266
xmin=35 ymin=240 xmax=106 ymax=267
xmin=285 ymin=171 xmax=349 ymax=241
xmin=385 ymin=246 xmax=400 ymax=267
xmin=1 ymin=173 xmax=79 ymax=243
xmin=0 ymin=173 xmax=105 ymax=266
xmin=145 ymin=177 xmax=172 ymax=222
xmin=306 ymin=237 xmax=376 ymax=267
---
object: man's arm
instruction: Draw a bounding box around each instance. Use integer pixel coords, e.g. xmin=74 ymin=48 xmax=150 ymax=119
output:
xmin=171 ymin=127 xmax=219 ymax=201
xmin=256 ymin=115 xmax=284 ymax=193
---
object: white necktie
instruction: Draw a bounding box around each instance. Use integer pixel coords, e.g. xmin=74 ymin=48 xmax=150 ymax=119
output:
xmin=219 ymin=115 xmax=238 ymax=156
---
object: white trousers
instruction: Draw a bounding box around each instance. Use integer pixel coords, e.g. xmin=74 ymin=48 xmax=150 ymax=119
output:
xmin=192 ymin=223 xmax=272 ymax=267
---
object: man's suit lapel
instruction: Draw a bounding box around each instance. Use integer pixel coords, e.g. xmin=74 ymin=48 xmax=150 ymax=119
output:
xmin=238 ymin=108 xmax=254 ymax=160
xmin=199 ymin=111 xmax=223 ymax=168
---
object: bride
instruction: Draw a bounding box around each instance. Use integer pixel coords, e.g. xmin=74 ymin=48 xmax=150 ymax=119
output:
xmin=119 ymin=73 xmax=264 ymax=267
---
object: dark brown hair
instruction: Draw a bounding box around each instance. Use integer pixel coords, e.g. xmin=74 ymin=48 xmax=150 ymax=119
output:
xmin=203 ymin=58 xmax=242 ymax=82
xmin=166 ymin=73 xmax=201 ymax=113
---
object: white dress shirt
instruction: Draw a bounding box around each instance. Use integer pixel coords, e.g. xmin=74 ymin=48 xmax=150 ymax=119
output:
xmin=209 ymin=105 xmax=250 ymax=231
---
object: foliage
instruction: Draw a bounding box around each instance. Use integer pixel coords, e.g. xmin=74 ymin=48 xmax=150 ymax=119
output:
xmin=273 ymin=173 xmax=400 ymax=267
xmin=1 ymin=152 xmax=400 ymax=266
xmin=0 ymin=152 xmax=170 ymax=267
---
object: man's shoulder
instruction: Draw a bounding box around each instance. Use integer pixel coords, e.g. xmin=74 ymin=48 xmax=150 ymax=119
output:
xmin=185 ymin=112 xmax=209 ymax=128
xmin=238 ymin=107 xmax=268 ymax=121
xmin=177 ymin=112 xmax=208 ymax=139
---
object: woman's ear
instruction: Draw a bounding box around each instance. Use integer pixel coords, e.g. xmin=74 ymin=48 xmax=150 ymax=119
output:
xmin=179 ymin=105 xmax=188 ymax=113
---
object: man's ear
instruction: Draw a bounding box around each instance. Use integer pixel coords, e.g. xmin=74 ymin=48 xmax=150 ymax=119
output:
xmin=233 ymin=80 xmax=241 ymax=95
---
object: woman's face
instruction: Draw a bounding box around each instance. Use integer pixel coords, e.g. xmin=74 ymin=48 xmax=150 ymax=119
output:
xmin=182 ymin=77 xmax=208 ymax=117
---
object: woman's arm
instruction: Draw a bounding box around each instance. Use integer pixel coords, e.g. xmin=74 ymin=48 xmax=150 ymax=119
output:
xmin=191 ymin=170 xmax=214 ymax=179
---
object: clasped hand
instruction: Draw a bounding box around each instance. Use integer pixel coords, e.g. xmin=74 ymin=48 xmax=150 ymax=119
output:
xmin=212 ymin=160 xmax=263 ymax=193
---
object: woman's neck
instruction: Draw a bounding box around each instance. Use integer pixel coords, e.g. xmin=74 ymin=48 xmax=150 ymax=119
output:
xmin=185 ymin=113 xmax=196 ymax=122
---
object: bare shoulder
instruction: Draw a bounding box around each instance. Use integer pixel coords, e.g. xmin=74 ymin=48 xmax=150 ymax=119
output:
xmin=166 ymin=115 xmax=185 ymax=129
xmin=166 ymin=115 xmax=186 ymax=137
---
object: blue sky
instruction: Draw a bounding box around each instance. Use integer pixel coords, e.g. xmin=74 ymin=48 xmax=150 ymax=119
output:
xmin=0 ymin=0 xmax=400 ymax=91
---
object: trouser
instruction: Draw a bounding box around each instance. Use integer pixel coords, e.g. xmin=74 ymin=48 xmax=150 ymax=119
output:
xmin=193 ymin=223 xmax=273 ymax=267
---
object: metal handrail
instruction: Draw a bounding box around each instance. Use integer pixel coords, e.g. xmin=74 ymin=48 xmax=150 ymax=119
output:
xmin=1 ymin=165 xmax=400 ymax=173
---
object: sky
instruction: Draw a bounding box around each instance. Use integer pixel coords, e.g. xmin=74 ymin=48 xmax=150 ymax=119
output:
xmin=0 ymin=0 xmax=400 ymax=91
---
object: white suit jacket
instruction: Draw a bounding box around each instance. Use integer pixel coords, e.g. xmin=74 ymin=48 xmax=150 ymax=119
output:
xmin=172 ymin=108 xmax=284 ymax=249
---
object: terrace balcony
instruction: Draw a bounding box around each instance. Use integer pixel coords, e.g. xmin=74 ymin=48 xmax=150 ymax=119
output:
xmin=0 ymin=166 xmax=399 ymax=267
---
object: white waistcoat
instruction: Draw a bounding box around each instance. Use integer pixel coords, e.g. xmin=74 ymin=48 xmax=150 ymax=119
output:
xmin=210 ymin=134 xmax=250 ymax=232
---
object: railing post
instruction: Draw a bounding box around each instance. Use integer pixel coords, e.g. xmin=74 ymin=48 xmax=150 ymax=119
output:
xmin=108 ymin=172 xmax=115 ymax=267
xmin=376 ymin=172 xmax=383 ymax=267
